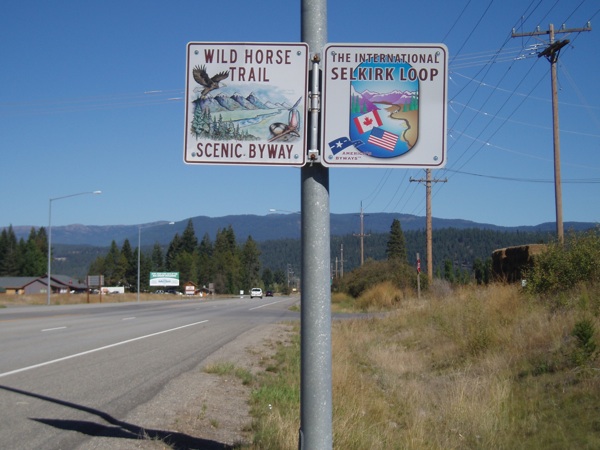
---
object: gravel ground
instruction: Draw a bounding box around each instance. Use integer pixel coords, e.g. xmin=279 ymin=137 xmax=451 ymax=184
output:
xmin=79 ymin=322 xmax=295 ymax=450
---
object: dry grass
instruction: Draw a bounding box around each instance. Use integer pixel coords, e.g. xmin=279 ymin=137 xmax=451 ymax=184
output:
xmin=248 ymin=282 xmax=600 ymax=449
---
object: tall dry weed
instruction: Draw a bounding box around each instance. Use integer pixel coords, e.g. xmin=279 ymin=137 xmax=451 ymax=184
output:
xmin=355 ymin=280 xmax=405 ymax=311
xmin=250 ymin=282 xmax=600 ymax=449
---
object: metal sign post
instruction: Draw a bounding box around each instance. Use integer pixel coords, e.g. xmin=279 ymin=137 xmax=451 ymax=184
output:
xmin=300 ymin=1 xmax=332 ymax=449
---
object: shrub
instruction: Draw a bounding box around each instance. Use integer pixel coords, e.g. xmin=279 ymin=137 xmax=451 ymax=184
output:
xmin=355 ymin=281 xmax=404 ymax=311
xmin=571 ymin=318 xmax=597 ymax=366
xmin=342 ymin=259 xmax=418 ymax=299
xmin=525 ymin=229 xmax=600 ymax=296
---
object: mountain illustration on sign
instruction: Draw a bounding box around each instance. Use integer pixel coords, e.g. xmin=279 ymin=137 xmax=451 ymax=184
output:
xmin=190 ymin=85 xmax=302 ymax=143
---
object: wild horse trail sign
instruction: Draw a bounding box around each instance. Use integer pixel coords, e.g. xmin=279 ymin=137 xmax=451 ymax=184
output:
xmin=184 ymin=42 xmax=309 ymax=167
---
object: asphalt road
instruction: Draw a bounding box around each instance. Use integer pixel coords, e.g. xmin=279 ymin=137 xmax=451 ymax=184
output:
xmin=0 ymin=295 xmax=299 ymax=450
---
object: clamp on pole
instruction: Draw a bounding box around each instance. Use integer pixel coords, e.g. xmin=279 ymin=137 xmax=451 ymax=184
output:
xmin=307 ymin=54 xmax=322 ymax=165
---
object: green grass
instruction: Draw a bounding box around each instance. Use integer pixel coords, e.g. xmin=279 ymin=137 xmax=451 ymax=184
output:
xmin=204 ymin=361 xmax=254 ymax=386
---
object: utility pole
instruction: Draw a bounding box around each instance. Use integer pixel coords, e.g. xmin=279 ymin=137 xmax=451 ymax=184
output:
xmin=354 ymin=202 xmax=370 ymax=265
xmin=511 ymin=22 xmax=591 ymax=243
xmin=410 ymin=169 xmax=447 ymax=283
xmin=340 ymin=243 xmax=344 ymax=278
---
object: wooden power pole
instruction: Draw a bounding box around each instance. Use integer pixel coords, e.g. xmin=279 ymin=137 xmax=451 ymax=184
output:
xmin=354 ymin=202 xmax=370 ymax=265
xmin=411 ymin=169 xmax=447 ymax=283
xmin=511 ymin=22 xmax=591 ymax=243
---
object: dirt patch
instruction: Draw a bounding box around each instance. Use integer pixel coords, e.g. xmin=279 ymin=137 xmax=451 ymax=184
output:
xmin=81 ymin=322 xmax=296 ymax=449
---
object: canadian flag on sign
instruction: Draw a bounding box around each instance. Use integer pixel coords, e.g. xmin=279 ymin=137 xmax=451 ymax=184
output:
xmin=353 ymin=109 xmax=383 ymax=134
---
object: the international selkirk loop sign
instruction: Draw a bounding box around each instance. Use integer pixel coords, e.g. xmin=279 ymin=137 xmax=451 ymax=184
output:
xmin=184 ymin=42 xmax=309 ymax=167
xmin=321 ymin=44 xmax=448 ymax=168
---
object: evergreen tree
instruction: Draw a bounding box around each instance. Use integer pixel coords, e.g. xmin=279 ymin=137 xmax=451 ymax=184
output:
xmin=386 ymin=219 xmax=407 ymax=263
xmin=88 ymin=255 xmax=105 ymax=278
xmin=0 ymin=226 xmax=19 ymax=276
xmin=120 ymin=239 xmax=136 ymax=289
xmin=180 ymin=219 xmax=198 ymax=253
xmin=166 ymin=233 xmax=183 ymax=270
xmin=443 ymin=259 xmax=454 ymax=283
xmin=20 ymin=228 xmax=46 ymax=276
xmin=103 ymin=241 xmax=125 ymax=286
xmin=151 ymin=242 xmax=165 ymax=271
xmin=262 ymin=267 xmax=274 ymax=290
xmin=173 ymin=252 xmax=198 ymax=285
xmin=197 ymin=233 xmax=213 ymax=288
xmin=212 ymin=226 xmax=240 ymax=294
xmin=240 ymin=236 xmax=261 ymax=289
xmin=139 ymin=252 xmax=152 ymax=292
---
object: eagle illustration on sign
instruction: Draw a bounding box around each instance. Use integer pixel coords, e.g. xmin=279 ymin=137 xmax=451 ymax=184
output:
xmin=329 ymin=59 xmax=420 ymax=159
xmin=192 ymin=65 xmax=229 ymax=97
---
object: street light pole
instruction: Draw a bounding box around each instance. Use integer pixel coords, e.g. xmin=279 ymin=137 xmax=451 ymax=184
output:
xmin=137 ymin=221 xmax=174 ymax=303
xmin=47 ymin=190 xmax=101 ymax=305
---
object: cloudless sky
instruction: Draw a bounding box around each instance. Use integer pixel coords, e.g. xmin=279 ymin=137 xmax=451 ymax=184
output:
xmin=1 ymin=0 xmax=599 ymax=228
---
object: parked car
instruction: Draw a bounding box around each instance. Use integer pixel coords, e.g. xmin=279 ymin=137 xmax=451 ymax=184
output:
xmin=250 ymin=288 xmax=263 ymax=299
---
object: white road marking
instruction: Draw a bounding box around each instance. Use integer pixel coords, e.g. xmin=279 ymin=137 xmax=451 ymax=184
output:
xmin=249 ymin=299 xmax=288 ymax=310
xmin=41 ymin=327 xmax=67 ymax=332
xmin=0 ymin=320 xmax=208 ymax=379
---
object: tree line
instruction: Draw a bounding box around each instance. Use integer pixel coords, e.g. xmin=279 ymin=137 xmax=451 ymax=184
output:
xmin=87 ymin=220 xmax=288 ymax=294
xmin=0 ymin=226 xmax=47 ymax=277
xmin=1 ymin=219 xmax=561 ymax=290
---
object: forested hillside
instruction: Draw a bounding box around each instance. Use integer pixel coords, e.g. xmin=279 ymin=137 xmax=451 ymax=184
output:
xmin=259 ymin=228 xmax=556 ymax=280
xmin=0 ymin=220 xmax=563 ymax=287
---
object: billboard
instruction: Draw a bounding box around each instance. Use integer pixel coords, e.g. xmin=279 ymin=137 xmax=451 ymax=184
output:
xmin=321 ymin=43 xmax=448 ymax=168
xmin=149 ymin=272 xmax=180 ymax=287
xmin=184 ymin=42 xmax=309 ymax=166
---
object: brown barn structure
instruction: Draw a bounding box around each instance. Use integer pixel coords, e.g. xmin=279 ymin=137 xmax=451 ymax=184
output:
xmin=491 ymin=244 xmax=546 ymax=283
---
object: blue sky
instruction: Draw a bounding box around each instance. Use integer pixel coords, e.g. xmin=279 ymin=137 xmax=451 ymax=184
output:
xmin=1 ymin=0 xmax=598 ymax=228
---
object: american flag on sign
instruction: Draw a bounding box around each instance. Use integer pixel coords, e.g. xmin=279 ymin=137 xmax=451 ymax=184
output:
xmin=367 ymin=127 xmax=399 ymax=151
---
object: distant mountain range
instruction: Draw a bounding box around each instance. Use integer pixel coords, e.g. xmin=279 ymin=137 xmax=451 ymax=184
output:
xmin=7 ymin=213 xmax=598 ymax=248
xmin=193 ymin=92 xmax=292 ymax=114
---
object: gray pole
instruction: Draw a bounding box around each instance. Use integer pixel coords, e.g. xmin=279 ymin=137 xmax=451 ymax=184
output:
xmin=46 ymin=190 xmax=101 ymax=305
xmin=47 ymin=199 xmax=53 ymax=306
xmin=137 ymin=226 xmax=142 ymax=302
xmin=300 ymin=1 xmax=332 ymax=449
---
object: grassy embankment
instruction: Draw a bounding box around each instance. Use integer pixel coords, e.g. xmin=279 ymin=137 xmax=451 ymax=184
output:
xmin=217 ymin=231 xmax=600 ymax=449
xmin=239 ymin=281 xmax=599 ymax=449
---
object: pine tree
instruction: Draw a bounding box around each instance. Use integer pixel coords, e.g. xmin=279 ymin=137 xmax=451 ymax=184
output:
xmin=197 ymin=233 xmax=213 ymax=288
xmin=166 ymin=233 xmax=183 ymax=270
xmin=103 ymin=241 xmax=124 ymax=286
xmin=262 ymin=268 xmax=274 ymax=290
xmin=151 ymin=243 xmax=165 ymax=271
xmin=386 ymin=219 xmax=407 ymax=263
xmin=120 ymin=239 xmax=136 ymax=289
xmin=240 ymin=236 xmax=261 ymax=290
xmin=0 ymin=226 xmax=19 ymax=276
xmin=180 ymin=219 xmax=198 ymax=254
xmin=20 ymin=228 xmax=46 ymax=276
xmin=212 ymin=226 xmax=240 ymax=294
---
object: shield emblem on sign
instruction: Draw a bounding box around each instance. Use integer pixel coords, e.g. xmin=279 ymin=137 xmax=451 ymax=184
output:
xmin=348 ymin=59 xmax=419 ymax=159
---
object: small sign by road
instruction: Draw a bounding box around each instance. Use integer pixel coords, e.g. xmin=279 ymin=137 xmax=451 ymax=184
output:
xmin=184 ymin=42 xmax=309 ymax=166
